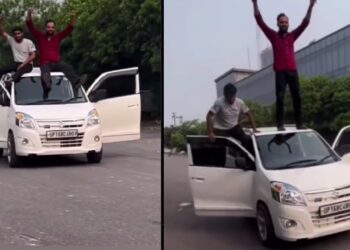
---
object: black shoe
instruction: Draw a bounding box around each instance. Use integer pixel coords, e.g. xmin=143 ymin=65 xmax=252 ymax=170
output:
xmin=277 ymin=126 xmax=286 ymax=131
xmin=75 ymin=74 xmax=87 ymax=89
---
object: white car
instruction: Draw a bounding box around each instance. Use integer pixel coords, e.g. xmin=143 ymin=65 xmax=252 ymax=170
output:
xmin=0 ymin=67 xmax=140 ymax=167
xmin=187 ymin=126 xmax=350 ymax=246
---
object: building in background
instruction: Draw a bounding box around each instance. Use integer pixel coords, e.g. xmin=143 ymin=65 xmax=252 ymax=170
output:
xmin=215 ymin=24 xmax=350 ymax=105
xmin=215 ymin=68 xmax=256 ymax=97
xmin=260 ymin=47 xmax=273 ymax=68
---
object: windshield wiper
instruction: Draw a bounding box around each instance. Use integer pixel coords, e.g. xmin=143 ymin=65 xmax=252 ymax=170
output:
xmin=25 ymin=99 xmax=63 ymax=105
xmin=61 ymin=97 xmax=83 ymax=103
xmin=314 ymin=154 xmax=334 ymax=164
xmin=278 ymin=159 xmax=318 ymax=170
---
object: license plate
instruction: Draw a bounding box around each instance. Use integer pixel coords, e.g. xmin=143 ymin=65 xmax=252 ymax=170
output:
xmin=320 ymin=200 xmax=350 ymax=217
xmin=46 ymin=130 xmax=78 ymax=139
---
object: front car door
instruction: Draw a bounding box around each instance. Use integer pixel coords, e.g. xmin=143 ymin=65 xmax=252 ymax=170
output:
xmin=87 ymin=67 xmax=140 ymax=143
xmin=187 ymin=136 xmax=256 ymax=217
xmin=0 ymin=81 xmax=10 ymax=148
xmin=332 ymin=125 xmax=350 ymax=156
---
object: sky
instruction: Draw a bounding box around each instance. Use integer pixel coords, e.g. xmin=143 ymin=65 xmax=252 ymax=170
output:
xmin=164 ymin=0 xmax=350 ymax=126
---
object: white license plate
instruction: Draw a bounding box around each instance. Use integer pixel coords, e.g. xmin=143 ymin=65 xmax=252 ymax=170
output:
xmin=320 ymin=200 xmax=350 ymax=217
xmin=46 ymin=130 xmax=78 ymax=139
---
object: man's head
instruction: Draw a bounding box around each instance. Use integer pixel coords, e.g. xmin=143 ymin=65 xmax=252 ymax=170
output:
xmin=12 ymin=27 xmax=24 ymax=42
xmin=45 ymin=19 xmax=56 ymax=36
xmin=277 ymin=13 xmax=289 ymax=34
xmin=223 ymin=83 xmax=237 ymax=105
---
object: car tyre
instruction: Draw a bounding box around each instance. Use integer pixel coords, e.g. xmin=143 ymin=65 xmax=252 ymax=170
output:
xmin=256 ymin=203 xmax=278 ymax=247
xmin=87 ymin=149 xmax=102 ymax=163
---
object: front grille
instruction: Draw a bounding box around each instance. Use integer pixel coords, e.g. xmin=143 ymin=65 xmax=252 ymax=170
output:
xmin=305 ymin=185 xmax=350 ymax=204
xmin=36 ymin=119 xmax=85 ymax=129
xmin=40 ymin=133 xmax=84 ymax=148
xmin=311 ymin=210 xmax=350 ymax=228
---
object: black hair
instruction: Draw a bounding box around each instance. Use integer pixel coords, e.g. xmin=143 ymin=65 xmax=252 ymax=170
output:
xmin=223 ymin=83 xmax=237 ymax=97
xmin=277 ymin=13 xmax=287 ymax=22
xmin=45 ymin=19 xmax=55 ymax=25
xmin=12 ymin=27 xmax=23 ymax=33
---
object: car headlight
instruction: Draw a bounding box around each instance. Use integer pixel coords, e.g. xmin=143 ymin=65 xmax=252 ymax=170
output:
xmin=271 ymin=182 xmax=306 ymax=206
xmin=87 ymin=109 xmax=100 ymax=127
xmin=15 ymin=112 xmax=36 ymax=129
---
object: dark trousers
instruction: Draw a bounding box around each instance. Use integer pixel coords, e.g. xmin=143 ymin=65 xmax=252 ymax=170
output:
xmin=275 ymin=70 xmax=302 ymax=127
xmin=41 ymin=63 xmax=79 ymax=88
xmin=0 ymin=62 xmax=33 ymax=82
xmin=214 ymin=125 xmax=254 ymax=156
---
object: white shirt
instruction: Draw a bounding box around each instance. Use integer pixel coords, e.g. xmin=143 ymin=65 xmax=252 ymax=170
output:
xmin=7 ymin=35 xmax=36 ymax=63
xmin=210 ymin=96 xmax=250 ymax=130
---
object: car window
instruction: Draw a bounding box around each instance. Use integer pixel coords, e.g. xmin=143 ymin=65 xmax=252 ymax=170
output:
xmin=189 ymin=137 xmax=254 ymax=169
xmin=15 ymin=76 xmax=87 ymax=105
xmin=256 ymin=132 xmax=340 ymax=170
xmin=95 ymin=74 xmax=136 ymax=99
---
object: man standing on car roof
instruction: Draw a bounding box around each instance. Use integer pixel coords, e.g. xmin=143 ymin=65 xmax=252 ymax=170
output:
xmin=26 ymin=8 xmax=86 ymax=96
xmin=252 ymin=0 xmax=316 ymax=131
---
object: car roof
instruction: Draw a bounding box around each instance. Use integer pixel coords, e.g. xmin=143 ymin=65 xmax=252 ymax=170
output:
xmin=21 ymin=67 xmax=65 ymax=77
xmin=245 ymin=126 xmax=314 ymax=136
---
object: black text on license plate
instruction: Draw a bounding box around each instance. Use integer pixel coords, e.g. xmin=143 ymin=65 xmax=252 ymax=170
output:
xmin=320 ymin=200 xmax=350 ymax=217
xmin=46 ymin=130 xmax=78 ymax=139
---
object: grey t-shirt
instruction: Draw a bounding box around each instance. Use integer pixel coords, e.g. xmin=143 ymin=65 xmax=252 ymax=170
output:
xmin=210 ymin=96 xmax=249 ymax=130
xmin=7 ymin=35 xmax=36 ymax=63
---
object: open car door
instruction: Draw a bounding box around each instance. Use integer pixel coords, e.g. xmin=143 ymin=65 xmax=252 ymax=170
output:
xmin=87 ymin=67 xmax=140 ymax=143
xmin=332 ymin=125 xmax=350 ymax=157
xmin=0 ymin=81 xmax=10 ymax=148
xmin=187 ymin=136 xmax=256 ymax=217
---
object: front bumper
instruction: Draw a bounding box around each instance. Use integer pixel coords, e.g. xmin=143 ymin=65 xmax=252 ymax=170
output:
xmin=269 ymin=201 xmax=350 ymax=241
xmin=13 ymin=125 xmax=102 ymax=156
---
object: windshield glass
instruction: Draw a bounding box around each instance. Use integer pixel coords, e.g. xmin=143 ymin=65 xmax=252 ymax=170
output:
xmin=256 ymin=131 xmax=340 ymax=170
xmin=15 ymin=76 xmax=87 ymax=105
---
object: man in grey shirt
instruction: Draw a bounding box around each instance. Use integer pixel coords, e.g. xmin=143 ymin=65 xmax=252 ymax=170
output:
xmin=207 ymin=83 xmax=258 ymax=154
xmin=0 ymin=16 xmax=36 ymax=83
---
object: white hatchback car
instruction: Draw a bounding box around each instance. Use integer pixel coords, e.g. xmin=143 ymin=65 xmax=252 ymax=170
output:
xmin=187 ymin=126 xmax=350 ymax=246
xmin=0 ymin=67 xmax=140 ymax=167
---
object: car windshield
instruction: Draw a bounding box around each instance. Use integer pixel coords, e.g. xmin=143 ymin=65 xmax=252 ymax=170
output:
xmin=256 ymin=131 xmax=340 ymax=170
xmin=15 ymin=76 xmax=87 ymax=105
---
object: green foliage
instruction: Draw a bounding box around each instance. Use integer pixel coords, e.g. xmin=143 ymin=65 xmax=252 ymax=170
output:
xmin=165 ymin=76 xmax=350 ymax=150
xmin=0 ymin=0 xmax=161 ymax=115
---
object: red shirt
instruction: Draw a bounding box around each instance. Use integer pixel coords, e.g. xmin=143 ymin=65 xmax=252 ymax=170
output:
xmin=26 ymin=19 xmax=74 ymax=65
xmin=255 ymin=14 xmax=310 ymax=71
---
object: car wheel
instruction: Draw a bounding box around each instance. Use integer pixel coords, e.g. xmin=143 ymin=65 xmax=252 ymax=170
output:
xmin=256 ymin=203 xmax=278 ymax=247
xmin=7 ymin=132 xmax=22 ymax=168
xmin=87 ymin=149 xmax=102 ymax=163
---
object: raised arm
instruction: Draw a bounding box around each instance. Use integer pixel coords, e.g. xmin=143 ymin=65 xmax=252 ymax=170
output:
xmin=0 ymin=16 xmax=8 ymax=39
xmin=25 ymin=9 xmax=41 ymax=38
xmin=56 ymin=12 xmax=77 ymax=40
xmin=252 ymin=0 xmax=275 ymax=41
xmin=292 ymin=0 xmax=316 ymax=40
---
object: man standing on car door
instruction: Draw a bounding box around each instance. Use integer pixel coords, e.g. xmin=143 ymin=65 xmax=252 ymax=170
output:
xmin=252 ymin=0 xmax=316 ymax=131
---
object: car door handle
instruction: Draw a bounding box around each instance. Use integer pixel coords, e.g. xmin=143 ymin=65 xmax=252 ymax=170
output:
xmin=191 ymin=177 xmax=205 ymax=182
xmin=128 ymin=104 xmax=138 ymax=108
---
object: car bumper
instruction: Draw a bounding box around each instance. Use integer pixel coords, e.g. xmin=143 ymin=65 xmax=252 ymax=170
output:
xmin=13 ymin=126 xmax=102 ymax=156
xmin=269 ymin=201 xmax=350 ymax=241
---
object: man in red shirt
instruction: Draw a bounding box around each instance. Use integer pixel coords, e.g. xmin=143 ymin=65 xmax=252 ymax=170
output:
xmin=252 ymin=0 xmax=316 ymax=130
xmin=26 ymin=9 xmax=86 ymax=95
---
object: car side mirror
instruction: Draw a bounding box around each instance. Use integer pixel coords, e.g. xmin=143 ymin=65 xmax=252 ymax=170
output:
xmin=89 ymin=89 xmax=107 ymax=102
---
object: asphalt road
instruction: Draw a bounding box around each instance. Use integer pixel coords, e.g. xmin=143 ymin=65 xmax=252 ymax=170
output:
xmin=0 ymin=126 xmax=160 ymax=248
xmin=164 ymin=155 xmax=350 ymax=250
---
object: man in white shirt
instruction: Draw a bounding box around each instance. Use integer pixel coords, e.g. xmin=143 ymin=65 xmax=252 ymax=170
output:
xmin=0 ymin=16 xmax=36 ymax=83
xmin=206 ymin=83 xmax=258 ymax=154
